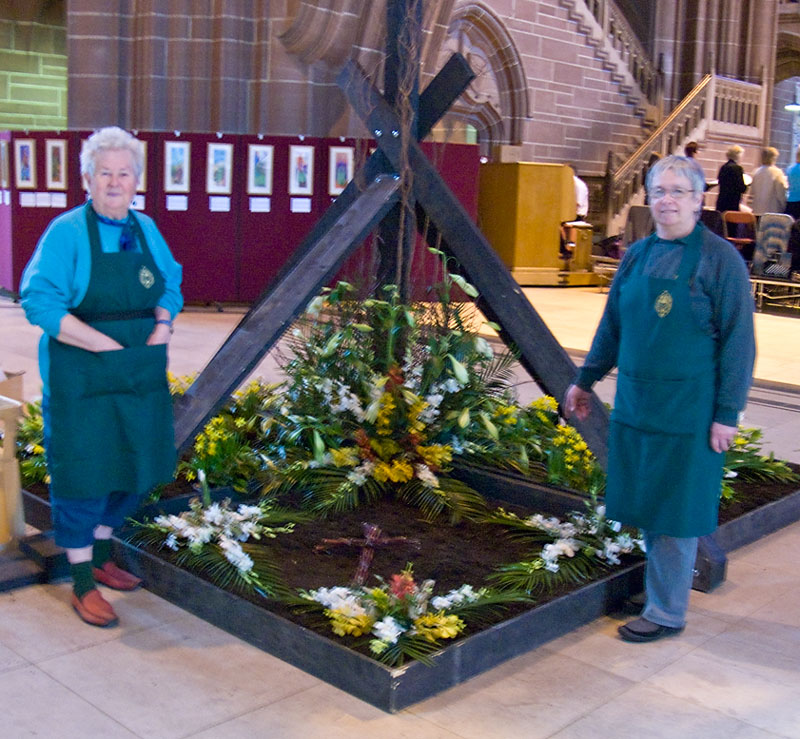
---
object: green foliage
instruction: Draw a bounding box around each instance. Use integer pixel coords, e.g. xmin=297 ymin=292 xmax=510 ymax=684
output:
xmin=14 ymin=400 xmax=48 ymax=487
xmin=484 ymin=497 xmax=645 ymax=595
xmin=721 ymin=427 xmax=799 ymax=505
xmin=298 ymin=564 xmax=531 ymax=667
xmin=127 ymin=496 xmax=300 ymax=598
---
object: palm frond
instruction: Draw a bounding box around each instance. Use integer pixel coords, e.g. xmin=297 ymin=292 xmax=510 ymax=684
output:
xmin=126 ymin=526 xmax=289 ymax=598
xmin=489 ymin=553 xmax=606 ymax=595
xmin=399 ymin=476 xmax=487 ymax=523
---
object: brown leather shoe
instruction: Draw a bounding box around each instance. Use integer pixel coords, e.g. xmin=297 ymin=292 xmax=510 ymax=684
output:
xmin=93 ymin=561 xmax=142 ymax=591
xmin=71 ymin=589 xmax=119 ymax=628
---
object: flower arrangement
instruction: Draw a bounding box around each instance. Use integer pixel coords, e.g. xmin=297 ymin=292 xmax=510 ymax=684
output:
xmin=127 ymin=482 xmax=298 ymax=598
xmin=720 ymin=426 xmax=798 ymax=504
xmin=299 ymin=564 xmax=530 ymax=666
xmin=256 ymin=267 xmax=609 ymax=521
xmin=485 ymin=495 xmax=645 ymax=594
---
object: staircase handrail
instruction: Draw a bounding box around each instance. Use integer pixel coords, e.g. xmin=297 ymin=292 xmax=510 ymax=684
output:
xmin=613 ymin=74 xmax=713 ymax=185
xmin=585 ymin=0 xmax=661 ymax=105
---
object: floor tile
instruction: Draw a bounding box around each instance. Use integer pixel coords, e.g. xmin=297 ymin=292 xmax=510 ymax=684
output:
xmin=37 ymin=611 xmax=320 ymax=738
xmin=409 ymin=650 xmax=633 ymax=739
xmin=688 ymin=559 xmax=800 ymax=623
xmin=551 ymin=683 xmax=781 ymax=738
xmin=0 ymin=638 xmax=29 ymax=674
xmin=547 ymin=613 xmax=722 ymax=682
xmin=0 ymin=664 xmax=137 ymax=737
xmin=644 ymin=646 xmax=800 ymax=736
xmin=0 ymin=582 xmax=187 ymax=663
xmin=188 ymin=683 xmax=462 ymax=739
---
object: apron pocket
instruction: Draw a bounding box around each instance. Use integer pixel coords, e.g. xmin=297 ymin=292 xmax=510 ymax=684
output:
xmin=612 ymin=371 xmax=711 ymax=434
xmin=82 ymin=344 xmax=168 ymax=397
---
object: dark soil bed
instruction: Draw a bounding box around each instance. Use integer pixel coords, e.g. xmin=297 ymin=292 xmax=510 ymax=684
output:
xmin=26 ymin=463 xmax=800 ymax=660
xmin=129 ymin=494 xmax=640 ymax=656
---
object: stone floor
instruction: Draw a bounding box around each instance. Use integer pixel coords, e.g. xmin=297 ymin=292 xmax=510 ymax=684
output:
xmin=0 ymin=288 xmax=799 ymax=738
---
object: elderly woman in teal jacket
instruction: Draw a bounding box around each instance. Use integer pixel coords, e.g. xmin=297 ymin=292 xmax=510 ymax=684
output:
xmin=565 ymin=155 xmax=755 ymax=643
xmin=21 ymin=126 xmax=183 ymax=628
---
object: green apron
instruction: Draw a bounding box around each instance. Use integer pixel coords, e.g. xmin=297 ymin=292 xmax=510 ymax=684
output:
xmin=47 ymin=204 xmax=176 ymax=500
xmin=606 ymin=230 xmax=724 ymax=537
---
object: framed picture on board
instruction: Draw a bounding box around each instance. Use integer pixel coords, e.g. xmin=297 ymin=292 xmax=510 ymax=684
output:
xmin=206 ymin=142 xmax=233 ymax=194
xmin=247 ymin=144 xmax=273 ymax=195
xmin=137 ymin=140 xmax=147 ymax=192
xmin=14 ymin=138 xmax=36 ymax=189
xmin=328 ymin=146 xmax=354 ymax=196
xmin=164 ymin=140 xmax=191 ymax=193
xmin=45 ymin=139 xmax=67 ymax=190
xmin=288 ymin=144 xmax=314 ymax=196
xmin=0 ymin=140 xmax=8 ymax=189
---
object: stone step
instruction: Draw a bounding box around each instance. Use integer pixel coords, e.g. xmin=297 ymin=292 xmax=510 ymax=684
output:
xmin=0 ymin=547 xmax=47 ymax=592
xmin=18 ymin=532 xmax=68 ymax=582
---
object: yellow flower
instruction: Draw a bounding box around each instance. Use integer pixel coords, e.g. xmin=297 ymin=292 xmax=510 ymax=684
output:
xmin=407 ymin=397 xmax=428 ymax=434
xmin=328 ymin=610 xmax=374 ymax=637
xmin=330 ymin=447 xmax=359 ymax=467
xmin=413 ymin=611 xmax=464 ymax=641
xmin=494 ymin=404 xmax=518 ymax=425
xmin=373 ymin=459 xmax=414 ymax=483
xmin=375 ymin=392 xmax=396 ymax=436
xmin=416 ymin=444 xmax=452 ymax=468
xmin=31 ymin=444 xmax=45 ymax=455
xmin=531 ymin=396 xmax=558 ymax=413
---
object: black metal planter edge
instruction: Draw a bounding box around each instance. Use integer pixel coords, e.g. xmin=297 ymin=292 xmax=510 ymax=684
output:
xmin=113 ymin=535 xmax=644 ymax=713
xmin=18 ymin=473 xmax=800 ymax=713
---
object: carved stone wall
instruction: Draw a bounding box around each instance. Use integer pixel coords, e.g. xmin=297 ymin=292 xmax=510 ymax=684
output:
xmin=60 ymin=0 xmax=781 ymax=177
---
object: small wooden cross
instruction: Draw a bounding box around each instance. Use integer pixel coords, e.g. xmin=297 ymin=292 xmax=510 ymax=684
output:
xmin=314 ymin=522 xmax=420 ymax=585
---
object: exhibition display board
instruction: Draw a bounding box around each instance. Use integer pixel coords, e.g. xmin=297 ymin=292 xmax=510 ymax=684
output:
xmin=0 ymin=131 xmax=478 ymax=303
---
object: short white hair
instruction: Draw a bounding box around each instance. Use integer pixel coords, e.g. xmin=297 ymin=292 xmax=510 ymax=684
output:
xmin=80 ymin=126 xmax=144 ymax=180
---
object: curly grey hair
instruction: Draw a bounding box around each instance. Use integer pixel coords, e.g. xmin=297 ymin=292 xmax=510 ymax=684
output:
xmin=645 ymin=155 xmax=706 ymax=197
xmin=80 ymin=126 xmax=144 ymax=180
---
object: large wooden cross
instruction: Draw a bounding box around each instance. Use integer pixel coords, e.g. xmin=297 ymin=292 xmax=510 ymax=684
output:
xmin=172 ymin=0 xmax=609 ymax=465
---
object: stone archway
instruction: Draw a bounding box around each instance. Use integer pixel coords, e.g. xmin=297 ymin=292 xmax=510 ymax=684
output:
xmin=439 ymin=2 xmax=529 ymax=151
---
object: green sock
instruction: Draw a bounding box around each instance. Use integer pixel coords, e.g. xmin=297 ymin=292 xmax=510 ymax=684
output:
xmin=92 ymin=538 xmax=112 ymax=568
xmin=71 ymin=561 xmax=95 ymax=599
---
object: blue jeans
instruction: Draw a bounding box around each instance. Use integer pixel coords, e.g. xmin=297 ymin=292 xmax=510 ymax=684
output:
xmin=641 ymin=531 xmax=698 ymax=628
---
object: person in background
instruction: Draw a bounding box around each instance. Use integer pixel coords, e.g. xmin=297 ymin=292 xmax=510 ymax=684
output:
xmin=785 ymin=145 xmax=800 ymax=219
xmin=750 ymin=146 xmax=787 ymax=217
xmin=716 ymin=145 xmax=747 ymax=213
xmin=565 ymin=155 xmax=755 ymax=643
xmin=561 ymin=166 xmax=590 ymax=256
xmin=684 ymin=141 xmax=699 ymax=158
xmin=20 ymin=127 xmax=183 ymax=628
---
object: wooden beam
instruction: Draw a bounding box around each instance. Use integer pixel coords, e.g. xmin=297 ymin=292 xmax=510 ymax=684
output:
xmin=172 ymin=175 xmax=402 ymax=450
xmin=339 ymin=60 xmax=610 ymax=465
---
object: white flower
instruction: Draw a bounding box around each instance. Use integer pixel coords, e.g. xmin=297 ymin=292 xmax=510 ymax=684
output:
xmin=415 ymin=463 xmax=440 ymax=488
xmin=165 ymin=534 xmax=178 ymax=551
xmin=372 ymin=616 xmax=405 ymax=644
xmin=724 ymin=469 xmax=738 ymax=479
xmin=219 ymin=537 xmax=254 ymax=573
xmin=203 ymin=502 xmax=225 ymax=525
xmin=306 ymin=295 xmax=325 ymax=316
xmin=442 ymin=378 xmax=462 ymax=394
xmin=474 ymin=336 xmax=494 ymax=358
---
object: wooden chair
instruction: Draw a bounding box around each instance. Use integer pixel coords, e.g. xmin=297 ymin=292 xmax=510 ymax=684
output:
xmin=722 ymin=211 xmax=756 ymax=257
xmin=753 ymin=213 xmax=794 ymax=277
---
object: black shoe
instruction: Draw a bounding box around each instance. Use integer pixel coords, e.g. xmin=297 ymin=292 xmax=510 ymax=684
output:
xmin=618 ymin=617 xmax=684 ymax=643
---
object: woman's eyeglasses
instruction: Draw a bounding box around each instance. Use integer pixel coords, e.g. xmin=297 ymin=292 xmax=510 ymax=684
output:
xmin=649 ymin=187 xmax=695 ymax=200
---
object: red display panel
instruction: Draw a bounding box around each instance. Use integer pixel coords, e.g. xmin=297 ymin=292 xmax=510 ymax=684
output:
xmin=0 ymin=130 xmax=479 ymax=306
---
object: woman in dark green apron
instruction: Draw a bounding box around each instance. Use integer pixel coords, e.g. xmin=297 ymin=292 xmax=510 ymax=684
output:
xmin=20 ymin=127 xmax=183 ymax=627
xmin=565 ymin=155 xmax=755 ymax=643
